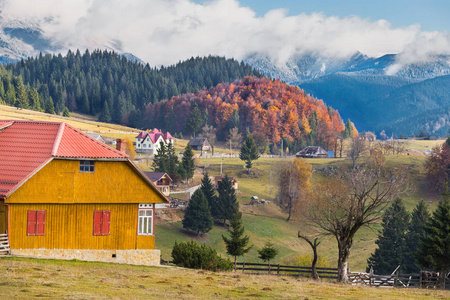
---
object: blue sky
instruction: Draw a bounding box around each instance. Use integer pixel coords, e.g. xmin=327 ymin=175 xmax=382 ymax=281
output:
xmin=202 ymin=0 xmax=450 ymax=31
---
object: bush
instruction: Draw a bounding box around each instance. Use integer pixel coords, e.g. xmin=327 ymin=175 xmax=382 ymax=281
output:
xmin=171 ymin=241 xmax=233 ymax=271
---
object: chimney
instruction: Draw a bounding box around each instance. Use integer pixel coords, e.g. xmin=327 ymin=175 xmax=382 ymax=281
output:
xmin=116 ymin=139 xmax=127 ymax=153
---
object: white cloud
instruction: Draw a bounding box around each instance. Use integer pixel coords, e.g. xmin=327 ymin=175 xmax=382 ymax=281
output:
xmin=2 ymin=0 xmax=450 ymax=67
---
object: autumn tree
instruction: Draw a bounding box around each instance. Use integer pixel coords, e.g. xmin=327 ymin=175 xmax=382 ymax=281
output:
xmin=306 ymin=153 xmax=409 ymax=282
xmin=276 ymin=158 xmax=312 ymax=222
xmin=239 ymin=135 xmax=259 ymax=174
xmin=125 ymin=138 xmax=136 ymax=160
xmin=424 ymin=138 xmax=450 ymax=190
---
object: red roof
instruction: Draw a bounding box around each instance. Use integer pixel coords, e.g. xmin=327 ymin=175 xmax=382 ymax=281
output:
xmin=135 ymin=128 xmax=174 ymax=144
xmin=0 ymin=120 xmax=127 ymax=198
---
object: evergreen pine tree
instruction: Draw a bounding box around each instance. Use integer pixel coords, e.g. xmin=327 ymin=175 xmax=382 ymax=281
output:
xmin=239 ymin=135 xmax=259 ymax=174
xmin=258 ymin=242 xmax=279 ymax=273
xmin=404 ymin=200 xmax=430 ymax=273
xmin=344 ymin=119 xmax=354 ymax=139
xmin=222 ymin=213 xmax=252 ymax=269
xmin=366 ymin=198 xmax=410 ymax=274
xmin=99 ymin=100 xmax=111 ymax=123
xmin=45 ymin=97 xmax=56 ymax=114
xmin=185 ymin=102 xmax=203 ymax=137
xmin=182 ymin=189 xmax=213 ymax=235
xmin=180 ymin=143 xmax=195 ymax=183
xmin=63 ymin=107 xmax=70 ymax=117
xmin=416 ymin=190 xmax=450 ymax=275
xmin=166 ymin=141 xmax=179 ymax=178
xmin=13 ymin=76 xmax=29 ymax=108
xmin=200 ymin=172 xmax=216 ymax=211
xmin=152 ymin=141 xmax=169 ymax=173
xmin=216 ymin=175 xmax=239 ymax=225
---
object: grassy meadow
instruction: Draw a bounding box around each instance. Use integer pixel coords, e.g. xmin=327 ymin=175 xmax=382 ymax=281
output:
xmin=1 ymin=257 xmax=449 ymax=299
xmin=1 ymin=105 xmax=447 ymax=288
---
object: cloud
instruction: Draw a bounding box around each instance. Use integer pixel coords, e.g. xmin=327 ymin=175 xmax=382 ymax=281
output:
xmin=2 ymin=0 xmax=450 ymax=67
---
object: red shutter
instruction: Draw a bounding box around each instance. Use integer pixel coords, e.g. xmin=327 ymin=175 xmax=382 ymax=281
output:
xmin=27 ymin=210 xmax=37 ymax=236
xmin=102 ymin=211 xmax=110 ymax=235
xmin=93 ymin=211 xmax=102 ymax=236
xmin=36 ymin=210 xmax=46 ymax=236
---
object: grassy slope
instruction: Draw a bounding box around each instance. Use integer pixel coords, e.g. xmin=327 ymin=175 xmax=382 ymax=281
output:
xmin=1 ymin=105 xmax=445 ymax=272
xmin=1 ymin=257 xmax=448 ymax=299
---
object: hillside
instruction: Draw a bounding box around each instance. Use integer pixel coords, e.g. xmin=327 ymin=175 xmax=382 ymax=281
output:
xmin=0 ymin=107 xmax=445 ymax=272
xmin=2 ymin=257 xmax=448 ymax=299
xmin=146 ymin=76 xmax=345 ymax=151
xmin=4 ymin=52 xmax=263 ymax=128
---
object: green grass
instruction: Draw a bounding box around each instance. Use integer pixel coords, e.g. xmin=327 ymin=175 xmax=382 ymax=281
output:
xmin=155 ymin=147 xmax=446 ymax=271
xmin=1 ymin=257 xmax=448 ymax=299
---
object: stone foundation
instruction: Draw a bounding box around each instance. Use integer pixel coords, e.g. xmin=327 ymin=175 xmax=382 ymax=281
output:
xmin=11 ymin=248 xmax=161 ymax=266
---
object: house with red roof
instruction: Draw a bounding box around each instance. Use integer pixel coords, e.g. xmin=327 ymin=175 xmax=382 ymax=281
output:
xmin=135 ymin=128 xmax=174 ymax=154
xmin=0 ymin=120 xmax=168 ymax=265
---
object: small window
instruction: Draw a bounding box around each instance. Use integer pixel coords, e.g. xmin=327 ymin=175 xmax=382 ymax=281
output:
xmin=93 ymin=210 xmax=110 ymax=236
xmin=138 ymin=204 xmax=153 ymax=235
xmin=80 ymin=160 xmax=95 ymax=172
xmin=143 ymin=144 xmax=146 ymax=148
xmin=27 ymin=210 xmax=46 ymax=236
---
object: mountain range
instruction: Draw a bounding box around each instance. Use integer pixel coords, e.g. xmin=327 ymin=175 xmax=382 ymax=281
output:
xmin=1 ymin=17 xmax=449 ymax=137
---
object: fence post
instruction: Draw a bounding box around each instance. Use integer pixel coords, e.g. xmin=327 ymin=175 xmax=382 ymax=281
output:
xmin=277 ymin=264 xmax=280 ymax=276
xmin=395 ymin=271 xmax=398 ymax=287
xmin=242 ymin=262 xmax=245 ymax=273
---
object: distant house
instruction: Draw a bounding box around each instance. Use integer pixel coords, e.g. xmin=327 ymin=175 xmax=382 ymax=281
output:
xmin=144 ymin=172 xmax=173 ymax=196
xmin=214 ymin=175 xmax=239 ymax=190
xmin=0 ymin=120 xmax=168 ymax=266
xmin=189 ymin=137 xmax=211 ymax=152
xmin=87 ymin=133 xmax=107 ymax=144
xmin=135 ymin=129 xmax=174 ymax=154
xmin=295 ymin=146 xmax=328 ymax=158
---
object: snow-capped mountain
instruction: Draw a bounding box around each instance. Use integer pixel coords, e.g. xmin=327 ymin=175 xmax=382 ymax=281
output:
xmin=0 ymin=16 xmax=449 ymax=137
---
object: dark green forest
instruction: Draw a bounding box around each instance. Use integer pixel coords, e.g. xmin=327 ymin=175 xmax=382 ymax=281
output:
xmin=2 ymin=50 xmax=263 ymax=128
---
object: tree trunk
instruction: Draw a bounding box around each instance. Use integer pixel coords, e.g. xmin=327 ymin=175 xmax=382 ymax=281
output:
xmin=337 ymin=239 xmax=352 ymax=283
xmin=311 ymin=242 xmax=319 ymax=280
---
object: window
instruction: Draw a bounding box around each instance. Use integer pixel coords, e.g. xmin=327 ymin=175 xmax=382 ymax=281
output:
xmin=80 ymin=160 xmax=95 ymax=172
xmin=93 ymin=210 xmax=110 ymax=236
xmin=143 ymin=144 xmax=146 ymax=148
xmin=138 ymin=204 xmax=153 ymax=235
xmin=27 ymin=210 xmax=46 ymax=236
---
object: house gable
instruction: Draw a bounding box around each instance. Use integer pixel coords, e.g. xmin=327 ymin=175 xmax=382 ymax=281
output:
xmin=6 ymin=159 xmax=167 ymax=204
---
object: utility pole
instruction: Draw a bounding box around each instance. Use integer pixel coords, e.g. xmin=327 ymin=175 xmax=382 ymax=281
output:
xmin=281 ymin=139 xmax=283 ymax=157
xmin=269 ymin=171 xmax=272 ymax=195
xmin=229 ymin=139 xmax=232 ymax=159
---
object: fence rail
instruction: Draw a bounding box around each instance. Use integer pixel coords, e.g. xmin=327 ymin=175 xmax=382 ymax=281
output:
xmin=0 ymin=233 xmax=10 ymax=254
xmin=349 ymin=271 xmax=449 ymax=289
xmin=235 ymin=262 xmax=338 ymax=279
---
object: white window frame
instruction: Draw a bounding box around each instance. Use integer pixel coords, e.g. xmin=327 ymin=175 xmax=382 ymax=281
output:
xmin=138 ymin=204 xmax=154 ymax=235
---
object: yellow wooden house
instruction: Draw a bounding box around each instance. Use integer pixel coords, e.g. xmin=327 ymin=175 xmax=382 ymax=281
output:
xmin=0 ymin=120 xmax=168 ymax=265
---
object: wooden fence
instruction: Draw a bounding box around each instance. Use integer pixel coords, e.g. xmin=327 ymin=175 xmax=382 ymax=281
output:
xmin=0 ymin=233 xmax=10 ymax=254
xmin=235 ymin=262 xmax=338 ymax=279
xmin=349 ymin=272 xmax=449 ymax=289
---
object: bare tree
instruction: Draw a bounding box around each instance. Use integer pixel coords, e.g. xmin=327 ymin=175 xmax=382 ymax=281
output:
xmin=347 ymin=136 xmax=367 ymax=169
xmin=306 ymin=152 xmax=409 ymax=282
xmin=228 ymin=127 xmax=242 ymax=154
xmin=298 ymin=232 xmax=321 ymax=279
xmin=276 ymin=158 xmax=312 ymax=221
xmin=200 ymin=125 xmax=216 ymax=155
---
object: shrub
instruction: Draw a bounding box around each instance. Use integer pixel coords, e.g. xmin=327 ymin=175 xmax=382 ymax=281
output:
xmin=171 ymin=241 xmax=233 ymax=271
